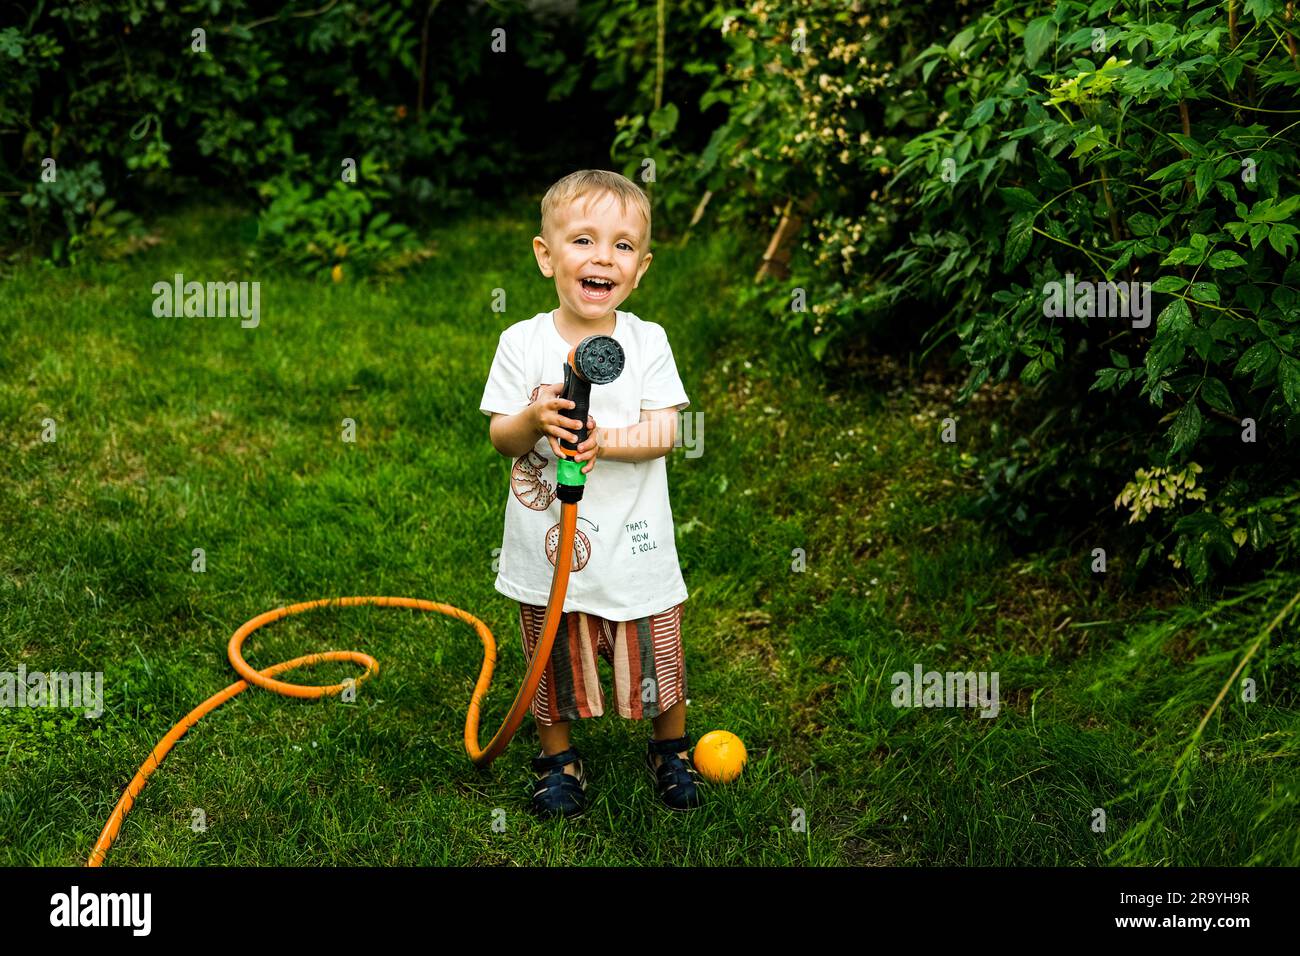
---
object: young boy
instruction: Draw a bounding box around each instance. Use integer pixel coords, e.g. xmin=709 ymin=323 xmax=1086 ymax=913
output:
xmin=478 ymin=169 xmax=703 ymax=816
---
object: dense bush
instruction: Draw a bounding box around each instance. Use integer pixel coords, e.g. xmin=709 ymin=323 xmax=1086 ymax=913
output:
xmin=1 ymin=0 xmax=598 ymax=268
xmin=254 ymin=155 xmax=433 ymax=278
xmin=661 ymin=0 xmax=1300 ymax=584
xmin=887 ymin=0 xmax=1300 ymax=581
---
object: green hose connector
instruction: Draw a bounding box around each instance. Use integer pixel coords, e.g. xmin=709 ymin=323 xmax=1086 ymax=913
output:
xmin=556 ymin=457 xmax=586 ymax=487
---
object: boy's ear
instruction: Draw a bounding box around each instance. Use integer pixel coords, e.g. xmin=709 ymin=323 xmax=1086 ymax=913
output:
xmin=532 ymin=235 xmax=554 ymax=277
xmin=633 ymin=251 xmax=653 ymax=289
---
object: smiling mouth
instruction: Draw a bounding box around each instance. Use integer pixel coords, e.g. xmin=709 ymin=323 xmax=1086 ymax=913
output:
xmin=579 ymin=277 xmax=615 ymax=300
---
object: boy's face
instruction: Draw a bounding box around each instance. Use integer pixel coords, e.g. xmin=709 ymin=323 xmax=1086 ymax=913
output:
xmin=533 ymin=191 xmax=652 ymax=326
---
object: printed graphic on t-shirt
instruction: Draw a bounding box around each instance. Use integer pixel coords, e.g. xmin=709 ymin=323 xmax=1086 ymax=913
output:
xmin=513 ymin=383 xmax=593 ymax=572
xmin=626 ymin=518 xmax=659 ymax=556
xmin=510 ymin=385 xmax=555 ymax=510
xmin=511 ymin=449 xmax=554 ymax=510
xmin=546 ymin=522 xmax=592 ymax=571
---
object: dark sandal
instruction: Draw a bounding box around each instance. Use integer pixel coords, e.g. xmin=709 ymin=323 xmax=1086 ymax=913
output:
xmin=646 ymin=733 xmax=704 ymax=811
xmin=528 ymin=747 xmax=588 ymax=818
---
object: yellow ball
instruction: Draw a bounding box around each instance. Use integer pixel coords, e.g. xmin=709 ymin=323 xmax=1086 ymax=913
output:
xmin=693 ymin=730 xmax=747 ymax=784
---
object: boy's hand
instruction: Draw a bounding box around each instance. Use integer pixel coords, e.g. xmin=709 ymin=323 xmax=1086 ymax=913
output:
xmin=531 ymin=383 xmax=600 ymax=475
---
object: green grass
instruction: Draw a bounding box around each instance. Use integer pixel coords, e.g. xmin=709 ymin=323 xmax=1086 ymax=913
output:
xmin=1 ymin=200 xmax=1297 ymax=865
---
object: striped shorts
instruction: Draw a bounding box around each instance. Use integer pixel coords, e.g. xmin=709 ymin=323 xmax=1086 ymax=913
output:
xmin=517 ymin=601 xmax=687 ymax=727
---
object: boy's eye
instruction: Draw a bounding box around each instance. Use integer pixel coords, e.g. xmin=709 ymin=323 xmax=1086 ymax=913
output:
xmin=574 ymin=237 xmax=635 ymax=252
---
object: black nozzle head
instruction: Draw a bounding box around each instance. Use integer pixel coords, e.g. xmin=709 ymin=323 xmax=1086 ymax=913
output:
xmin=573 ymin=335 xmax=625 ymax=384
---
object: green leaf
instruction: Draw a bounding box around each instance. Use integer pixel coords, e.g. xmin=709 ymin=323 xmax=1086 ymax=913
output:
xmin=949 ymin=26 xmax=978 ymax=58
xmin=1280 ymin=356 xmax=1300 ymax=411
xmin=1194 ymin=163 xmax=1216 ymax=202
xmin=1168 ymin=134 xmax=1207 ymax=159
xmin=1159 ymin=297 xmax=1192 ymax=333
xmin=1177 ymin=511 xmax=1238 ymax=581
xmin=1200 ymin=376 xmax=1234 ymax=413
xmin=1091 ymin=367 xmax=1121 ymax=391
xmin=648 ymin=103 xmax=679 ymax=136
xmin=809 ymin=333 xmax=831 ymax=362
xmin=1236 ymin=284 xmax=1265 ymax=315
xmin=1267 ymin=224 xmax=1298 ymax=257
xmin=698 ymin=88 xmax=730 ymax=111
xmin=998 ymin=187 xmax=1039 ymax=212
xmin=0 ymin=29 xmax=24 ymax=57
xmin=1024 ymin=16 xmax=1054 ymax=69
xmin=1128 ymin=212 xmax=1160 ymax=236
xmin=1183 ymin=535 xmax=1211 ymax=583
xmin=1151 ymin=275 xmax=1188 ymax=293
xmin=1208 ymin=249 xmax=1247 ymax=269
xmin=1003 ymin=212 xmax=1036 ymax=270
xmin=1148 ymin=158 xmax=1195 ymax=182
xmin=696 ymin=126 xmax=725 ymax=174
xmin=1247 ymin=511 xmax=1274 ymax=550
xmin=1188 ymin=328 xmax=1216 ymax=361
xmin=1244 ymin=0 xmax=1280 ymax=21
xmin=1162 ymin=245 xmax=1204 ymax=266
xmin=1070 ymin=124 xmax=1109 ymax=157
xmin=1035 ymin=151 xmax=1070 ymax=191
xmin=1149 ymin=68 xmax=1175 ymax=91
xmin=1258 ymin=159 xmax=1281 ymax=197
xmin=966 ymin=98 xmax=997 ymax=127
xmin=1061 ymin=26 xmax=1096 ymax=52
xmin=1146 ymin=323 xmax=1188 ymax=379
xmin=1235 ymin=340 xmax=1278 ymax=378
xmin=1221 ymin=56 xmax=1245 ymax=89
xmin=1169 ymin=399 xmax=1202 ymax=454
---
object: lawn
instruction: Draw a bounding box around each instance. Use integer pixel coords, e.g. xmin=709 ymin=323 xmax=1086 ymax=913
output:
xmin=1 ymin=200 xmax=1297 ymax=865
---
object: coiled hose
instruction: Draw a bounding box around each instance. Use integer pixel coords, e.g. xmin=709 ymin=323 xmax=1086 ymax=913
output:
xmin=86 ymin=503 xmax=579 ymax=866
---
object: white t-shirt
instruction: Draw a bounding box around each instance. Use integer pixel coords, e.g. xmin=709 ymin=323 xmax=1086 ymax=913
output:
xmin=479 ymin=309 xmax=690 ymax=621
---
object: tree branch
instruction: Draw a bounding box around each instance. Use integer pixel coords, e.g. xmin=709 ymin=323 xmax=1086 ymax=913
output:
xmin=219 ymin=0 xmax=343 ymax=34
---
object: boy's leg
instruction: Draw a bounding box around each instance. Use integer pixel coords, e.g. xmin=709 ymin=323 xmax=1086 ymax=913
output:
xmin=536 ymin=719 xmax=575 ymax=775
xmin=519 ymin=602 xmax=600 ymax=779
xmin=649 ymin=602 xmax=689 ymax=766
xmin=650 ymin=700 xmax=688 ymax=767
xmin=609 ymin=602 xmax=690 ymax=764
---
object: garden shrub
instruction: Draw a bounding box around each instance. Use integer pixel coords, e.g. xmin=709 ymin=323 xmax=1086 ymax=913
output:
xmin=1 ymin=0 xmax=588 ymax=270
xmin=669 ymin=0 xmax=1300 ymax=583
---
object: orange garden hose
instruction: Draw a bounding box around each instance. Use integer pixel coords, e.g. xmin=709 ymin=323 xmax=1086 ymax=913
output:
xmin=87 ymin=502 xmax=579 ymax=866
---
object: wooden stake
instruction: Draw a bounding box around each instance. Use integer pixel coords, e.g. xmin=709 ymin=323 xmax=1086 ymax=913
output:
xmin=756 ymin=199 xmax=795 ymax=283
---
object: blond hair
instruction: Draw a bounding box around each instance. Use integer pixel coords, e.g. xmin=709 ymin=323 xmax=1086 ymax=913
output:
xmin=540 ymin=169 xmax=652 ymax=249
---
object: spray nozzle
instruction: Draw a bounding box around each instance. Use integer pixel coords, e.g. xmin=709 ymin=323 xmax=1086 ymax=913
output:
xmin=569 ymin=334 xmax=625 ymax=384
xmin=556 ymin=334 xmax=624 ymax=502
